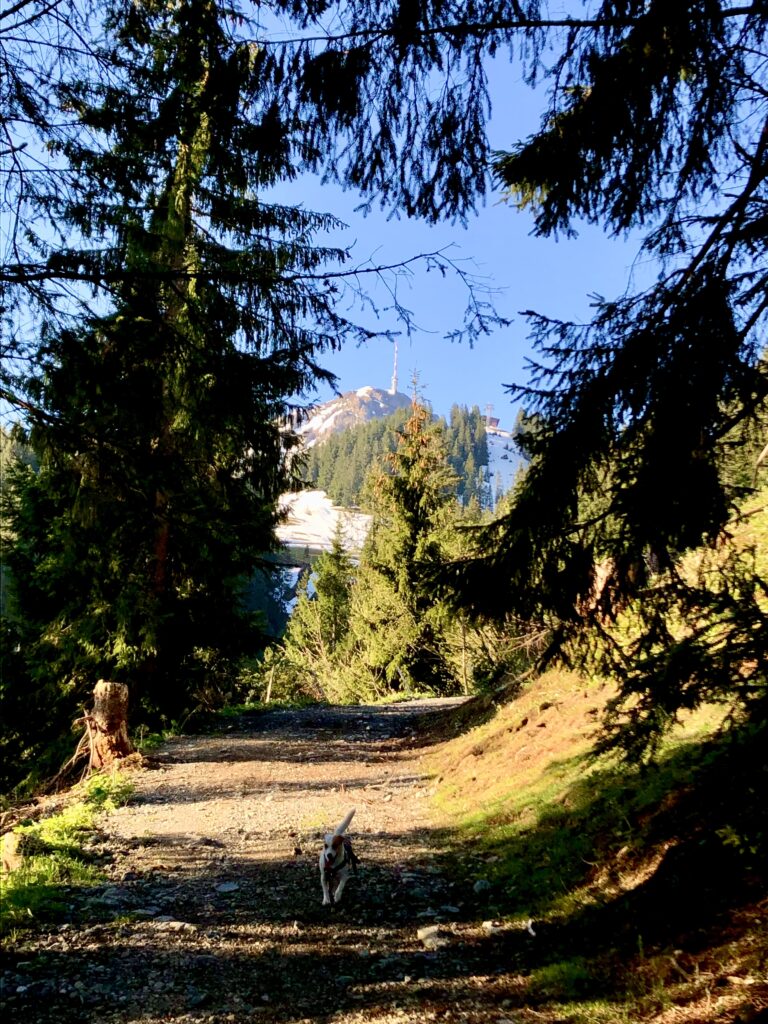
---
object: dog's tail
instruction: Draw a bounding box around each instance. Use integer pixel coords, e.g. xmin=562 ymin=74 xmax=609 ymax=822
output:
xmin=334 ymin=808 xmax=356 ymax=836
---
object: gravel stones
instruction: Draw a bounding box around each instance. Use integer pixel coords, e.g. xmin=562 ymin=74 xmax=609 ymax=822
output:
xmin=2 ymin=698 xmax=534 ymax=1024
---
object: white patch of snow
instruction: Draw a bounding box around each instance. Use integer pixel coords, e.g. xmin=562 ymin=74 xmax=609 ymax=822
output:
xmin=292 ymin=386 xmax=412 ymax=449
xmin=283 ymin=565 xmax=312 ymax=615
xmin=314 ymin=408 xmax=345 ymax=436
xmin=296 ymin=405 xmax=343 ymax=438
xmin=486 ymin=432 xmax=524 ymax=502
xmin=276 ymin=490 xmax=372 ymax=553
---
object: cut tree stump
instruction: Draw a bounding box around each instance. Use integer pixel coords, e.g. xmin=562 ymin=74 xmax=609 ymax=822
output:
xmin=80 ymin=679 xmax=134 ymax=772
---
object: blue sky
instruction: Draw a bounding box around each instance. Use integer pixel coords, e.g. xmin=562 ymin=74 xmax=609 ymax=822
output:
xmin=0 ymin=33 xmax=652 ymax=436
xmin=274 ymin=56 xmax=651 ymax=429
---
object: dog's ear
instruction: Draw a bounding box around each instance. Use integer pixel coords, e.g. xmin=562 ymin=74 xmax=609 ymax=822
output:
xmin=331 ymin=835 xmax=344 ymax=850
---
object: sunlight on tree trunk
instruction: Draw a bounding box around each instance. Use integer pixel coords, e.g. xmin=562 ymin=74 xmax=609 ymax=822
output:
xmin=82 ymin=680 xmax=134 ymax=772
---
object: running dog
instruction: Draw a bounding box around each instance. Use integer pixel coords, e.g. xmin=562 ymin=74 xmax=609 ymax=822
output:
xmin=319 ymin=808 xmax=359 ymax=906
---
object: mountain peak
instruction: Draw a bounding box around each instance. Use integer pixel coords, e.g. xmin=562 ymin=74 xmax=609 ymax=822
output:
xmin=297 ymin=387 xmax=412 ymax=447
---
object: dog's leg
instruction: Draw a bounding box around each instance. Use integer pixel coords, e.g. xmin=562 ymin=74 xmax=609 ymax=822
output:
xmin=334 ymin=872 xmax=348 ymax=904
xmin=321 ymin=868 xmax=332 ymax=906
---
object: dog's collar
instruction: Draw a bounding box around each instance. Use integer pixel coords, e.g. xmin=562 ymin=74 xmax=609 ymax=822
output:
xmin=325 ymin=851 xmax=349 ymax=877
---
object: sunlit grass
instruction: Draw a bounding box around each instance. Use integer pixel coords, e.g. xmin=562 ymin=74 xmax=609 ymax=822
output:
xmin=0 ymin=771 xmax=134 ymax=935
xmin=434 ymin=695 xmax=728 ymax=915
xmin=429 ymin=670 xmax=763 ymax=1024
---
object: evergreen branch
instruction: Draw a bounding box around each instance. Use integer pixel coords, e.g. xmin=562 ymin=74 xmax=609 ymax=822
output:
xmin=666 ymin=115 xmax=768 ymax=294
xmin=288 ymin=247 xmax=469 ymax=282
xmin=256 ymin=5 xmax=760 ymax=49
xmin=0 ymin=386 xmax=59 ymax=426
xmin=0 ymin=0 xmax=62 ymax=27
xmin=738 ymin=289 xmax=768 ymax=342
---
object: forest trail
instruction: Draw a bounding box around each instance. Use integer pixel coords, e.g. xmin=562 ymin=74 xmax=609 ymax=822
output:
xmin=3 ymin=700 xmax=539 ymax=1024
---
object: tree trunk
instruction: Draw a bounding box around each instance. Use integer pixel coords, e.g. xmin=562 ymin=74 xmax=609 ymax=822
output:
xmin=460 ymin=619 xmax=469 ymax=696
xmin=86 ymin=680 xmax=134 ymax=770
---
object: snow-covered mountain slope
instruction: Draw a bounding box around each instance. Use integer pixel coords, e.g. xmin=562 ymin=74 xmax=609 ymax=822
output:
xmin=276 ymin=391 xmax=525 ymax=556
xmin=486 ymin=426 xmax=524 ymax=496
xmin=295 ymin=386 xmax=411 ymax=448
xmin=276 ymin=490 xmax=372 ymax=553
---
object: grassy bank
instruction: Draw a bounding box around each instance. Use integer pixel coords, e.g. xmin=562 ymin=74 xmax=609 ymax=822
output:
xmin=0 ymin=772 xmax=133 ymax=937
xmin=430 ymin=670 xmax=767 ymax=1023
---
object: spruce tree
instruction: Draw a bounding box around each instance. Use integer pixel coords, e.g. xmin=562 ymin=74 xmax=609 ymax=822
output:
xmin=280 ymin=524 xmax=354 ymax=699
xmin=361 ymin=399 xmax=459 ymax=691
xmin=2 ymin=0 xmax=364 ymax=731
xmin=313 ymin=525 xmax=355 ymax=653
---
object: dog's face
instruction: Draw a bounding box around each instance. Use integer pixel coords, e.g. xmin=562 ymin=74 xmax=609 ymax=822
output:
xmin=322 ymin=833 xmax=344 ymax=869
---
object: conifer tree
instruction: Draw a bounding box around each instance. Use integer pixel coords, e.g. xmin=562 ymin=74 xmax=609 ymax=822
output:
xmin=280 ymin=524 xmax=354 ymax=699
xmin=358 ymin=398 xmax=459 ymax=690
xmin=312 ymin=524 xmax=355 ymax=653
xmin=1 ymin=0 xmax=366 ymax=731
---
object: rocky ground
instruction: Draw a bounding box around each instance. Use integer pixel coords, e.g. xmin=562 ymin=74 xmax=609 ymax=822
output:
xmin=1 ymin=701 xmax=542 ymax=1024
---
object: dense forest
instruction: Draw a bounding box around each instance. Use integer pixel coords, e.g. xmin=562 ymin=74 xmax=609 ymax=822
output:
xmin=0 ymin=0 xmax=765 ymax=800
xmin=304 ymin=403 xmax=493 ymax=509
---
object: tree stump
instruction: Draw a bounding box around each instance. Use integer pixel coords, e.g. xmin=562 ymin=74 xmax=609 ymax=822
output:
xmin=85 ymin=680 xmax=134 ymax=771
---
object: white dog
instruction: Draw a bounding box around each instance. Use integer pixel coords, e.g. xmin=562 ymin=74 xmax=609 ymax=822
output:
xmin=319 ymin=808 xmax=358 ymax=906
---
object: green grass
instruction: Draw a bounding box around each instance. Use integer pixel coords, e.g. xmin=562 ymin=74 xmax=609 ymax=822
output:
xmin=0 ymin=771 xmax=134 ymax=936
xmin=74 ymin=771 xmax=134 ymax=811
xmin=441 ymin=732 xmax=764 ymax=914
xmin=527 ymin=957 xmax=611 ymax=1005
xmin=133 ymin=725 xmax=176 ymax=752
xmin=217 ymin=694 xmax=319 ymax=716
xmin=431 ymin=675 xmax=767 ymax=1023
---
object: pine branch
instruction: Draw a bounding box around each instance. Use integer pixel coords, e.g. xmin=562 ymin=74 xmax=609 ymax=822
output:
xmin=256 ymin=5 xmax=760 ymax=50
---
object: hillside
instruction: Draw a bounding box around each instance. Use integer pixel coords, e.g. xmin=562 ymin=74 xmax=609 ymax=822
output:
xmin=298 ymin=393 xmax=520 ymax=509
xmin=485 ymin=424 xmax=521 ymax=499
xmin=2 ymin=680 xmax=764 ymax=1024
xmin=427 ymin=671 xmax=767 ymax=1023
xmin=275 ymin=489 xmax=372 ymax=554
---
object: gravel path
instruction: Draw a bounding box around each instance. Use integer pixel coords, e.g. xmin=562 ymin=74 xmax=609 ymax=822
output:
xmin=1 ymin=700 xmax=539 ymax=1024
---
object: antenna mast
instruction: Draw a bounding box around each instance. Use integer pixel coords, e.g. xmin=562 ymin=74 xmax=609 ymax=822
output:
xmin=389 ymin=339 xmax=399 ymax=395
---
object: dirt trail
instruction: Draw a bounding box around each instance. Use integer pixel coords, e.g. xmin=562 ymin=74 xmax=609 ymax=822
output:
xmin=2 ymin=701 xmax=536 ymax=1024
